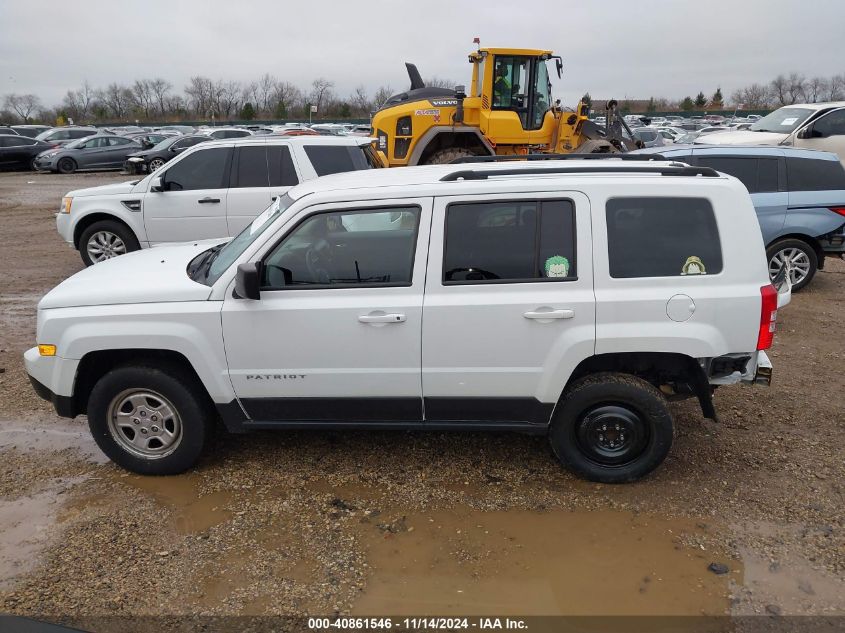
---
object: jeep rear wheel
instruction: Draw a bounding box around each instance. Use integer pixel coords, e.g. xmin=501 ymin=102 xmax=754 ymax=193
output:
xmin=87 ymin=365 xmax=214 ymax=475
xmin=550 ymin=373 xmax=674 ymax=483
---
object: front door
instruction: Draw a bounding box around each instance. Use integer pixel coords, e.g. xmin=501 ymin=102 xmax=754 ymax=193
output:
xmin=221 ymin=197 xmax=432 ymax=423
xmin=142 ymin=146 xmax=232 ymax=244
xmin=795 ymin=108 xmax=845 ymax=166
xmin=422 ymin=192 xmax=595 ymax=426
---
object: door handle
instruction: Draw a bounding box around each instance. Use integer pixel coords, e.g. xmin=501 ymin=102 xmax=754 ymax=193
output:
xmin=198 ymin=197 xmax=221 ymax=204
xmin=358 ymin=313 xmax=406 ymax=324
xmin=523 ymin=309 xmax=575 ymax=320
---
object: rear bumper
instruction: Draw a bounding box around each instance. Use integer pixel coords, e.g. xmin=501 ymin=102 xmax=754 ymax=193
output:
xmin=753 ymin=350 xmax=773 ymax=386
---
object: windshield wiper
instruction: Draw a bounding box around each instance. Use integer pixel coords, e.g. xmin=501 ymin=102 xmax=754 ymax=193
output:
xmin=188 ymin=244 xmax=225 ymax=281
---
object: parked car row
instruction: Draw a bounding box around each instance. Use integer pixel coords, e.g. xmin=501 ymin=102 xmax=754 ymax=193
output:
xmin=0 ymin=121 xmax=375 ymax=172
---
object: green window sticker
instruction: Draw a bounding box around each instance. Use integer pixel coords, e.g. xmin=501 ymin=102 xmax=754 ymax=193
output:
xmin=544 ymin=255 xmax=570 ymax=278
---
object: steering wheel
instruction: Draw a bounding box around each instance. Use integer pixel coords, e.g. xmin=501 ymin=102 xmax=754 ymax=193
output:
xmin=444 ymin=267 xmax=500 ymax=282
xmin=305 ymin=238 xmax=332 ymax=284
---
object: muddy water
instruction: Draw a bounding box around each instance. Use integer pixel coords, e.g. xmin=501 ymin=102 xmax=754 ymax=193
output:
xmin=117 ymin=474 xmax=234 ymax=535
xmin=0 ymin=476 xmax=88 ymax=590
xmin=353 ymin=509 xmax=738 ymax=616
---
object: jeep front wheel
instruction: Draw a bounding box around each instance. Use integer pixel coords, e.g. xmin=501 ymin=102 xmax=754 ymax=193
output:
xmin=87 ymin=365 xmax=213 ymax=475
xmin=550 ymin=373 xmax=674 ymax=483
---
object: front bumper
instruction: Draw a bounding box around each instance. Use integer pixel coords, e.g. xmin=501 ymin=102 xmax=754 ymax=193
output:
xmin=28 ymin=374 xmax=77 ymax=418
xmin=55 ymin=212 xmax=73 ymax=245
xmin=24 ymin=346 xmax=80 ymax=417
xmin=33 ymin=156 xmax=59 ymax=171
xmin=124 ymin=158 xmax=148 ymax=175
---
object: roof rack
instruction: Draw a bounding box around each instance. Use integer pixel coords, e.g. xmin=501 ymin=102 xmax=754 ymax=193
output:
xmin=450 ymin=153 xmax=668 ymax=164
xmin=440 ymin=164 xmax=720 ymax=182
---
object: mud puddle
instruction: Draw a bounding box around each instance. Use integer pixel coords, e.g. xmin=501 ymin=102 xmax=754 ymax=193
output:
xmin=353 ymin=508 xmax=738 ymax=616
xmin=0 ymin=423 xmax=108 ymax=464
xmin=0 ymin=476 xmax=87 ymax=590
xmin=113 ymin=473 xmax=234 ymax=535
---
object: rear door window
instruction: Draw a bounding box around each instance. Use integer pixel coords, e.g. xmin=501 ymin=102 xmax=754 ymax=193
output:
xmin=304 ymin=145 xmax=373 ymax=176
xmin=443 ymin=199 xmax=576 ymax=283
xmin=233 ymin=146 xmax=270 ymax=188
xmin=786 ymin=157 xmax=845 ymax=191
xmin=606 ymin=197 xmax=722 ymax=278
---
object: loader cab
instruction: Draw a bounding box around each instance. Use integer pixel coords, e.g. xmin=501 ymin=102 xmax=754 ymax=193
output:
xmin=475 ymin=48 xmax=558 ymax=142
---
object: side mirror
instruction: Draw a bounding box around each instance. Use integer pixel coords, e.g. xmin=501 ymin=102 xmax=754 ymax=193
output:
xmin=150 ymin=176 xmax=163 ymax=192
xmin=235 ymin=262 xmax=261 ymax=300
xmin=797 ymin=126 xmax=810 ymax=139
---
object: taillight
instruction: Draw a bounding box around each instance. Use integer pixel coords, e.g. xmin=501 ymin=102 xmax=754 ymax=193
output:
xmin=757 ymin=284 xmax=778 ymax=350
xmin=829 ymin=206 xmax=845 ymax=218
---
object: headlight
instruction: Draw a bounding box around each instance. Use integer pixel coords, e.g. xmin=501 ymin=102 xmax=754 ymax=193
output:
xmin=60 ymin=197 xmax=72 ymax=214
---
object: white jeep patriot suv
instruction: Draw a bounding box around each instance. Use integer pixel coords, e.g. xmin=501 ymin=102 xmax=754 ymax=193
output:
xmin=27 ymin=158 xmax=783 ymax=482
xmin=56 ymin=136 xmax=381 ymax=266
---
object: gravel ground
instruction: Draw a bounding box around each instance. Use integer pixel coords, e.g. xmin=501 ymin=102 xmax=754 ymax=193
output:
xmin=0 ymin=170 xmax=843 ymax=624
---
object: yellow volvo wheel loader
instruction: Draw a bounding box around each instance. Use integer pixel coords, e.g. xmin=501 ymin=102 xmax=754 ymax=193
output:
xmin=371 ymin=42 xmax=637 ymax=166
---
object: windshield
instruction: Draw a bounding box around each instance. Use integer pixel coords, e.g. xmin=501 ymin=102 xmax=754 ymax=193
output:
xmin=749 ymin=107 xmax=814 ymax=133
xmin=193 ymin=193 xmax=295 ymax=286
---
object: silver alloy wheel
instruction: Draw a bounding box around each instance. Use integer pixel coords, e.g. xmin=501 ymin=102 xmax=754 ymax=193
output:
xmin=86 ymin=231 xmax=127 ymax=263
xmin=149 ymin=158 xmax=165 ymax=171
xmin=107 ymin=389 xmax=183 ymax=459
xmin=769 ymin=247 xmax=810 ymax=286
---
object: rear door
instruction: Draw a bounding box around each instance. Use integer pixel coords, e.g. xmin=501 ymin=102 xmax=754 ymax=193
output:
xmin=142 ymin=146 xmax=232 ymax=244
xmin=696 ymin=154 xmax=786 ymax=244
xmin=784 ymin=155 xmax=845 ymax=247
xmin=79 ymin=137 xmax=113 ymax=168
xmin=225 ymin=143 xmax=301 ymax=235
xmin=105 ymin=136 xmax=138 ymax=166
xmin=422 ymin=192 xmax=595 ymax=426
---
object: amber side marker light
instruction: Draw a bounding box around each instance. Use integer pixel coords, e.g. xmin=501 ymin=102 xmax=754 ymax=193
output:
xmin=38 ymin=344 xmax=56 ymax=356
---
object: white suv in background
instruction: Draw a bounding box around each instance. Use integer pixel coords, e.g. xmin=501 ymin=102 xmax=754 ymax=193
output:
xmin=28 ymin=158 xmax=787 ymax=482
xmin=56 ymin=136 xmax=381 ymax=266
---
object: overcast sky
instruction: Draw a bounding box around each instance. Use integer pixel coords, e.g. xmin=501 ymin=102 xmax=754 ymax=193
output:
xmin=2 ymin=0 xmax=845 ymax=108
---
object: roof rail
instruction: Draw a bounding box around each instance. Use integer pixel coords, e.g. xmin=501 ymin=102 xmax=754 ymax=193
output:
xmin=440 ymin=164 xmax=720 ymax=182
xmin=449 ymin=153 xmax=668 ymax=164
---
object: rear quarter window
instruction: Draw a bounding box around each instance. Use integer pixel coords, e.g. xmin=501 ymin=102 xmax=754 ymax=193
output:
xmin=304 ymin=145 xmax=372 ymax=176
xmin=606 ymin=197 xmax=723 ymax=278
xmin=786 ymin=157 xmax=845 ymax=191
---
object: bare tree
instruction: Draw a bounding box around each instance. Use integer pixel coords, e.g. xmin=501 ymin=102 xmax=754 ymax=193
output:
xmin=149 ymin=78 xmax=173 ymax=116
xmin=132 ymin=79 xmax=156 ymax=118
xmin=351 ymin=85 xmax=370 ymax=115
xmin=185 ymin=76 xmax=215 ymax=116
xmin=257 ymin=73 xmax=278 ymax=114
xmin=372 ymin=85 xmax=393 ymax=110
xmin=825 ymin=74 xmax=845 ymax=101
xmin=310 ymin=78 xmax=335 ymax=115
xmin=270 ymin=81 xmax=302 ymax=117
xmin=770 ymin=75 xmax=789 ymax=106
xmin=3 ymin=93 xmax=43 ymax=122
xmin=424 ymin=77 xmax=457 ymax=89
xmin=805 ymin=77 xmax=827 ymax=103
xmin=730 ymin=83 xmax=770 ymax=109
xmin=786 ymin=72 xmax=807 ymax=104
xmin=98 ymin=83 xmax=133 ymax=119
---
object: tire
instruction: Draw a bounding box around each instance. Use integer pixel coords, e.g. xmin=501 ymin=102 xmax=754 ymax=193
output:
xmin=30 ymin=158 xmax=40 ymax=171
xmin=766 ymin=238 xmax=817 ymax=292
xmin=56 ymin=157 xmax=77 ymax=174
xmin=422 ymin=147 xmax=480 ymax=165
xmin=549 ymin=372 xmax=674 ymax=483
xmin=148 ymin=157 xmax=165 ymax=172
xmin=87 ymin=364 xmax=214 ymax=475
xmin=79 ymin=220 xmax=140 ymax=266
